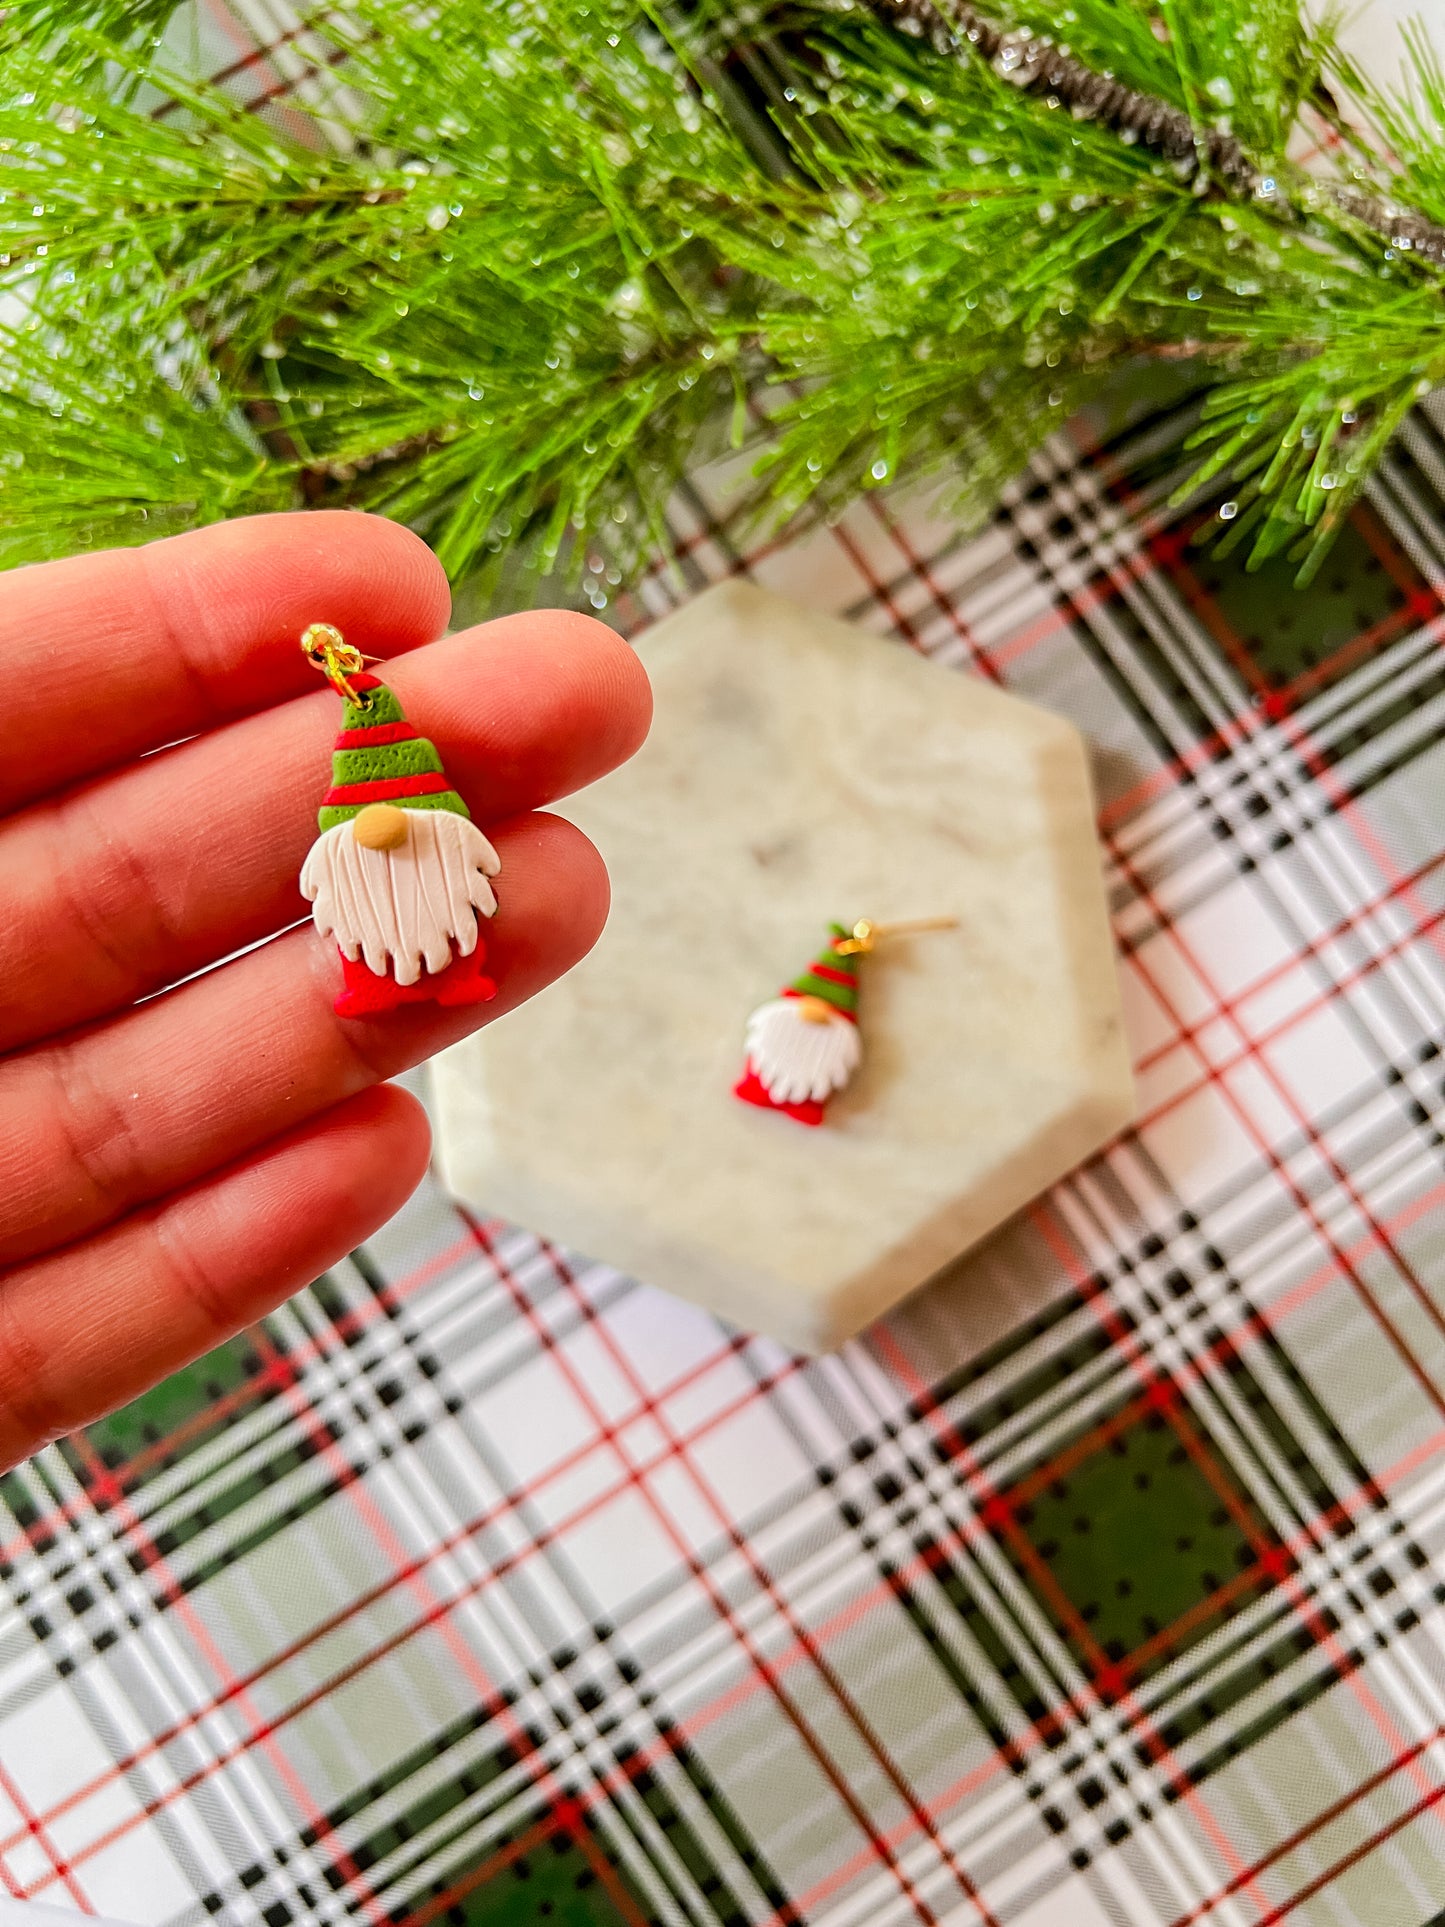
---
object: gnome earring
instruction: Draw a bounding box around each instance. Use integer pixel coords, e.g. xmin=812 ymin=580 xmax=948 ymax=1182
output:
xmin=298 ymin=624 xmax=502 ymax=1019
xmin=734 ymin=918 xmax=957 ymax=1127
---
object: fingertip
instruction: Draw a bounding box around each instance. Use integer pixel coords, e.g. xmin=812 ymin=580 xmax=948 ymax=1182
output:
xmin=484 ymin=609 xmax=653 ymax=768
xmin=339 ymin=1079 xmax=435 ymax=1168
xmin=302 ymin=1082 xmax=434 ymax=1226
xmin=346 ymin=513 xmax=454 ymax=645
xmin=396 ymin=608 xmax=652 ymax=815
xmin=154 ymin=506 xmax=450 ymax=609
xmin=488 ymin=809 xmax=612 ymax=997
xmin=582 ymin=615 xmax=653 ymax=770
xmin=141 ymin=509 xmax=454 ymax=693
xmin=155 ymin=1085 xmax=436 ymax=1297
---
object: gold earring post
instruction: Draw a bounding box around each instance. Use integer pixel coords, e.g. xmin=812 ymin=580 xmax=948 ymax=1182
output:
xmin=836 ymin=916 xmax=959 ymax=955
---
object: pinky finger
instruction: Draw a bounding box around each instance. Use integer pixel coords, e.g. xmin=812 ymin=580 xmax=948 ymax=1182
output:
xmin=0 ymin=1084 xmax=433 ymax=1471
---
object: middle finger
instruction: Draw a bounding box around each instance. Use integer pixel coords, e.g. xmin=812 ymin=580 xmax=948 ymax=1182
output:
xmin=0 ymin=610 xmax=649 ymax=1054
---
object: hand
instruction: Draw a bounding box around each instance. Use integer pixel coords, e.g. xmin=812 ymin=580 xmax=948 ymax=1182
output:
xmin=0 ymin=513 xmax=651 ymax=1469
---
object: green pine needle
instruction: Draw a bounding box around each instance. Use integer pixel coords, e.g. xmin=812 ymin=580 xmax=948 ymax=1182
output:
xmin=2 ymin=0 xmax=1444 ymax=591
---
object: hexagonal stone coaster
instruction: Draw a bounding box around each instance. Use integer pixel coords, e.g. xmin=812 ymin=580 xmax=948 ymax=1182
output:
xmin=433 ymin=582 xmax=1134 ymax=1353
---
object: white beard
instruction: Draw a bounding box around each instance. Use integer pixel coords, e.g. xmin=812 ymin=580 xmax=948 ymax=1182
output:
xmin=299 ymin=810 xmax=501 ymax=986
xmin=744 ymin=998 xmax=862 ymax=1106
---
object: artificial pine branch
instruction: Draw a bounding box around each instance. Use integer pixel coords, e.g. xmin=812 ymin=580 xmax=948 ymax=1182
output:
xmin=1 ymin=0 xmax=1444 ymax=593
xmin=876 ymin=0 xmax=1445 ymax=264
xmin=874 ymin=0 xmax=1264 ymax=191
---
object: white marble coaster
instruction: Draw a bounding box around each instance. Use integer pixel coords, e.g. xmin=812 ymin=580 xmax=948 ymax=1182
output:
xmin=433 ymin=582 xmax=1134 ymax=1352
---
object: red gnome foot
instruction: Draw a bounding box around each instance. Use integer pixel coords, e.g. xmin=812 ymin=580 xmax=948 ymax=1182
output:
xmin=334 ymin=944 xmax=497 ymax=1019
xmin=733 ymin=1065 xmax=826 ymax=1128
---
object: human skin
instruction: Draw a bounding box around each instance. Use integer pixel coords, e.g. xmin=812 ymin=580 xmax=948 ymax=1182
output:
xmin=0 ymin=511 xmax=653 ymax=1469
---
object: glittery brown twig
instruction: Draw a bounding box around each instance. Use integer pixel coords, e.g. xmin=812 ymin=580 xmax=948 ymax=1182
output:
xmin=873 ymin=0 xmax=1445 ymax=269
xmin=1327 ymin=186 xmax=1445 ymax=269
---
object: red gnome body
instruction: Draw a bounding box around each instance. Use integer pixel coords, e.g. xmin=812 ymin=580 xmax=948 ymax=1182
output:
xmin=300 ymin=672 xmax=501 ymax=1018
xmin=734 ymin=925 xmax=863 ymax=1126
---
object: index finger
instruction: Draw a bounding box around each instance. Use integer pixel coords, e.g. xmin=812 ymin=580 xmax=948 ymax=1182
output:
xmin=0 ymin=510 xmax=452 ymax=813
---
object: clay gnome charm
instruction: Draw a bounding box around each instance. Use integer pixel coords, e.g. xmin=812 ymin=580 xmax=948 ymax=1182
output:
xmin=735 ymin=918 xmax=956 ymax=1126
xmin=299 ymin=624 xmax=501 ymax=1018
xmin=735 ymin=924 xmax=862 ymax=1127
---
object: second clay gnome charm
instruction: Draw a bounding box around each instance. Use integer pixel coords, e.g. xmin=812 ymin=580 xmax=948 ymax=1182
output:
xmin=735 ymin=924 xmax=864 ymax=1127
xmin=298 ymin=624 xmax=502 ymax=1018
xmin=735 ymin=917 xmax=957 ymax=1126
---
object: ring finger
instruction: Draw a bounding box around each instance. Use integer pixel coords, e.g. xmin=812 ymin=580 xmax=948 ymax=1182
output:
xmin=0 ymin=811 xmax=608 ymax=1267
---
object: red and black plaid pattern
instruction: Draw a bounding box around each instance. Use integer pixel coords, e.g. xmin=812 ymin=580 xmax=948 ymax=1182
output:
xmin=5 ymin=367 xmax=1445 ymax=1926
xmin=8 ymin=4 xmax=1445 ymax=1923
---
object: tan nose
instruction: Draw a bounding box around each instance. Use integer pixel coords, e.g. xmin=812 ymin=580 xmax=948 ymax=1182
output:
xmin=352 ymin=803 xmax=410 ymax=851
xmin=794 ymin=996 xmax=838 ymax=1025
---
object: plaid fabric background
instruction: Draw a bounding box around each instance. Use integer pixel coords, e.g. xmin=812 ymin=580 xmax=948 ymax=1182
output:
xmin=11 ymin=4 xmax=1445 ymax=1923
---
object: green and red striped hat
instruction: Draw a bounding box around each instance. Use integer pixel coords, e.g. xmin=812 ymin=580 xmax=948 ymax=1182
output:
xmin=317 ymin=674 xmax=470 ymax=832
xmin=781 ymin=924 xmax=860 ymax=1021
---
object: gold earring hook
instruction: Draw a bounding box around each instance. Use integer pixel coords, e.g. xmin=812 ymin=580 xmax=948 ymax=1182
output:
xmin=300 ymin=622 xmax=383 ymax=707
xmin=835 ymin=916 xmax=958 ymax=956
